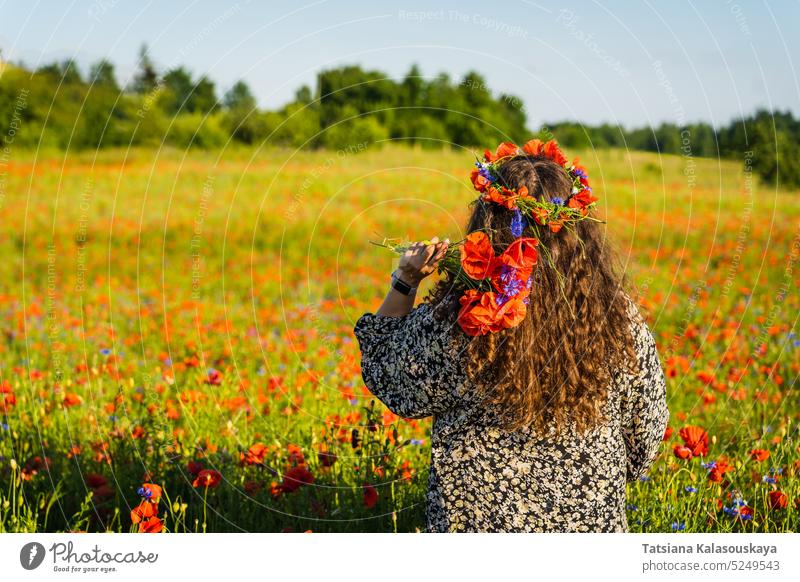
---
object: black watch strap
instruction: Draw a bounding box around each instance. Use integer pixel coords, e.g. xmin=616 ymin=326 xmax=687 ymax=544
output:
xmin=391 ymin=271 xmax=417 ymax=295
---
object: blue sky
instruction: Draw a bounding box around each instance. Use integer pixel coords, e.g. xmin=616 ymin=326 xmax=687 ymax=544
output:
xmin=1 ymin=0 xmax=797 ymax=129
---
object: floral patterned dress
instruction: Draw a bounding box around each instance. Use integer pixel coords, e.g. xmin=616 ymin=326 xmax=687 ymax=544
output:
xmin=353 ymin=298 xmax=669 ymax=532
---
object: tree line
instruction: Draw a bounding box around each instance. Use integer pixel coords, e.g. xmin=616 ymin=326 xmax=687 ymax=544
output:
xmin=1 ymin=45 xmax=798 ymax=188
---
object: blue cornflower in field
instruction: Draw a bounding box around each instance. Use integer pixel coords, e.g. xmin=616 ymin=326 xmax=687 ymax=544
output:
xmin=701 ymin=461 xmax=716 ymax=470
xmin=551 ymin=196 xmax=564 ymax=206
xmin=671 ymin=522 xmax=685 ymax=531
xmin=626 ymin=504 xmax=638 ymax=511
xmin=770 ymin=467 xmax=783 ymax=474
xmin=794 ymin=340 xmax=800 ymax=348
xmin=137 ymin=486 xmax=153 ymax=500
xmin=0 ymin=423 xmax=8 ymax=431
xmin=510 ymin=209 xmax=524 ymax=238
xmin=100 ymin=348 xmax=111 ymax=356
xmin=638 ymin=475 xmax=650 ymax=482
xmin=348 ymin=398 xmax=358 ymax=406
xmin=163 ymin=358 xmax=172 ymax=367
xmin=762 ymin=475 xmax=777 ymax=484
xmin=410 ymin=439 xmax=425 ymax=446
xmin=685 ymin=486 xmax=698 ymax=493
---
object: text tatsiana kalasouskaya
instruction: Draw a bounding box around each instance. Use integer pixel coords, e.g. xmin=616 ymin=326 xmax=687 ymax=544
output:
xmin=642 ymin=544 xmax=777 ymax=557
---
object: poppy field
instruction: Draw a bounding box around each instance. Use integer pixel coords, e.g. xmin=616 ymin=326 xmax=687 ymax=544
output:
xmin=0 ymin=145 xmax=798 ymax=533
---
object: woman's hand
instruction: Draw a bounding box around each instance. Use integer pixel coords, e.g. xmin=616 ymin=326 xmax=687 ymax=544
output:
xmin=396 ymin=237 xmax=449 ymax=286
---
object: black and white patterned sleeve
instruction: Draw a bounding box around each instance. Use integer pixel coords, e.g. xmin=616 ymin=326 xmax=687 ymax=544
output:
xmin=620 ymin=302 xmax=670 ymax=482
xmin=353 ymin=302 xmax=465 ymax=419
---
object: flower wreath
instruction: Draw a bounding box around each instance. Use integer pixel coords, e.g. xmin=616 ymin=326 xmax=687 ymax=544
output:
xmin=375 ymin=138 xmax=599 ymax=337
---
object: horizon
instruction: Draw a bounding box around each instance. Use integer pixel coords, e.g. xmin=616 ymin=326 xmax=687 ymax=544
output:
xmin=1 ymin=0 xmax=798 ymax=130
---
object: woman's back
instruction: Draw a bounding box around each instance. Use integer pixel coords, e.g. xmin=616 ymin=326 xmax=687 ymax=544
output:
xmin=354 ymin=141 xmax=669 ymax=532
xmin=354 ymin=296 xmax=668 ymax=532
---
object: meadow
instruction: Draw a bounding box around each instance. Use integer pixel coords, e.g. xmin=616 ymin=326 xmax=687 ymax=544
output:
xmin=0 ymin=144 xmax=798 ymax=532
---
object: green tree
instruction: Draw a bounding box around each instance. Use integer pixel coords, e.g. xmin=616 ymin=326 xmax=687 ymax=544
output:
xmin=132 ymin=44 xmax=159 ymax=94
xmin=89 ymin=59 xmax=119 ymax=91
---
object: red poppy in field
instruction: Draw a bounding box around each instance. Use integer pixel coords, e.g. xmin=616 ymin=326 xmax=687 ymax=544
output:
xmin=663 ymin=426 xmax=673 ymax=441
xmin=242 ymin=443 xmax=268 ymax=466
xmin=193 ymin=469 xmax=222 ymax=489
xmin=281 ymin=465 xmax=314 ymax=493
xmin=85 ymin=473 xmax=107 ymax=489
xmin=130 ymin=500 xmax=157 ymax=524
xmin=749 ymin=448 xmax=770 ymax=462
xmin=91 ymin=484 xmax=114 ymax=500
xmin=138 ymin=516 xmax=163 ymax=533
xmin=317 ymin=447 xmax=337 ymax=467
xmin=363 ymin=484 xmax=378 ymax=509
xmin=63 ymin=393 xmax=81 ymax=407
xmin=768 ymin=491 xmax=788 ymax=510
xmin=673 ymin=444 xmax=693 ymax=460
xmin=678 ymin=426 xmax=709 ymax=457
xmin=205 ymin=369 xmax=222 ymax=385
xmin=708 ymin=459 xmax=732 ymax=483
xmin=0 ymin=380 xmax=12 ymax=393
xmin=139 ymin=483 xmax=162 ymax=503
xmin=187 ymin=461 xmax=204 ymax=476
xmin=460 ymin=232 xmax=495 ymax=280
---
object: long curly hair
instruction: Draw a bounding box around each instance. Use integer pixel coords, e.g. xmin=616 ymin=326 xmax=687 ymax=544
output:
xmin=427 ymin=154 xmax=638 ymax=436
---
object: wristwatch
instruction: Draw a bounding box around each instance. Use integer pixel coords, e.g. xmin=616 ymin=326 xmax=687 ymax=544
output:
xmin=391 ymin=270 xmax=418 ymax=296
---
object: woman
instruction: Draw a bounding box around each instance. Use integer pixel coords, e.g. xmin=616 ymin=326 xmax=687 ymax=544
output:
xmin=353 ymin=140 xmax=669 ymax=532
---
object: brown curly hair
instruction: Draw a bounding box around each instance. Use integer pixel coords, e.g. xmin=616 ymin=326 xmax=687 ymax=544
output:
xmin=427 ymin=154 xmax=638 ymax=436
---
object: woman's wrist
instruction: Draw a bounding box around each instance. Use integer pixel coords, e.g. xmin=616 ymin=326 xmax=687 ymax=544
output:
xmin=391 ymin=270 xmax=418 ymax=295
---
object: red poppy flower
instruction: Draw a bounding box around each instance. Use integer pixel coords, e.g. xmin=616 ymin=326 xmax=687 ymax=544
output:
xmin=460 ymin=231 xmax=496 ymax=280
xmin=85 ymin=473 xmax=108 ymax=489
xmin=488 ymin=295 xmax=527 ymax=332
xmin=470 ymin=168 xmax=490 ymax=192
xmin=678 ymin=426 xmax=709 ymax=457
xmin=522 ymin=138 xmax=544 ymax=156
xmin=768 ymin=491 xmax=788 ymax=510
xmin=130 ymin=500 xmax=157 ymax=524
xmin=242 ymin=443 xmax=268 ymax=466
xmin=673 ymin=444 xmax=693 ymax=460
xmin=140 ymin=483 xmax=162 ymax=503
xmin=749 ymin=448 xmax=769 ymax=462
xmin=193 ymin=469 xmax=222 ymax=489
xmin=138 ymin=516 xmax=163 ymax=533
xmin=363 ymin=485 xmax=378 ymax=509
xmin=495 ymin=237 xmax=538 ymax=275
xmin=317 ymin=447 xmax=337 ymax=467
xmin=456 ymin=290 xmax=498 ymax=337
xmin=708 ymin=459 xmax=732 ymax=483
xmin=663 ymin=426 xmax=673 ymax=441
xmin=281 ymin=465 xmax=314 ymax=493
xmin=567 ymin=189 xmax=598 ymax=209
xmin=482 ymin=185 xmax=520 ymax=209
xmin=543 ymin=140 xmax=568 ymax=166
xmin=63 ymin=393 xmax=81 ymax=407
xmin=484 ymin=141 xmax=518 ymax=162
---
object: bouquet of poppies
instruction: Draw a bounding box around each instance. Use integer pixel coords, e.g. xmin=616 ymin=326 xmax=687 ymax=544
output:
xmin=374 ymin=138 xmax=598 ymax=337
